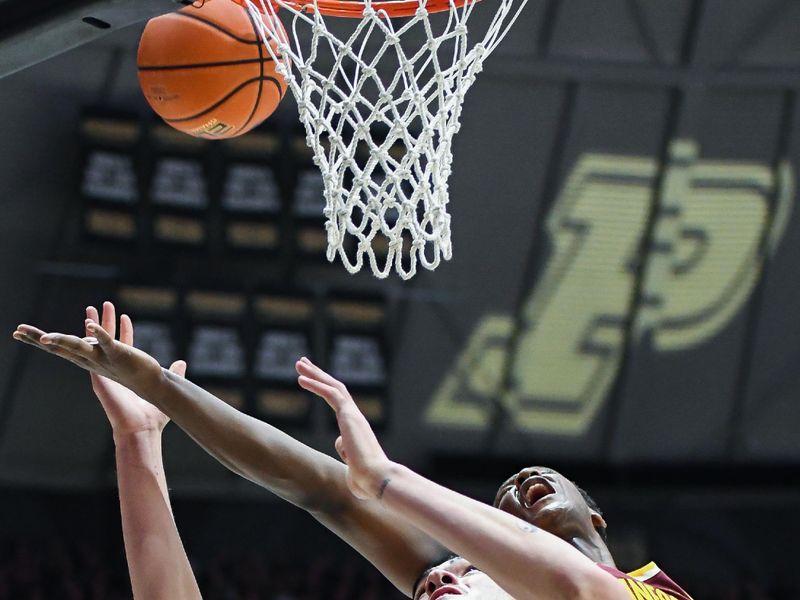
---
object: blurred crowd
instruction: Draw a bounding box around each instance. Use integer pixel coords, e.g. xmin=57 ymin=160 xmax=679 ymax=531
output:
xmin=0 ymin=536 xmax=796 ymax=600
xmin=0 ymin=537 xmax=403 ymax=600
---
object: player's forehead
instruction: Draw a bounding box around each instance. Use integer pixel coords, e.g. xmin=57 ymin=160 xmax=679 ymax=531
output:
xmin=425 ymin=555 xmax=470 ymax=576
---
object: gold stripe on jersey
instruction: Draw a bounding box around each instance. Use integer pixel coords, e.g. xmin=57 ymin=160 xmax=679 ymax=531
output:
xmin=620 ymin=577 xmax=680 ymax=600
xmin=627 ymin=561 xmax=659 ymax=580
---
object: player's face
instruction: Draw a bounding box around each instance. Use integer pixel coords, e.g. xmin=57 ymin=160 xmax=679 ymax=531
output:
xmin=493 ymin=466 xmax=600 ymax=541
xmin=414 ymin=557 xmax=513 ymax=600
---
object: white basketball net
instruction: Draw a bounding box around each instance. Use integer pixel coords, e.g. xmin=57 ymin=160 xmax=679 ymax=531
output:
xmin=243 ymin=0 xmax=527 ymax=278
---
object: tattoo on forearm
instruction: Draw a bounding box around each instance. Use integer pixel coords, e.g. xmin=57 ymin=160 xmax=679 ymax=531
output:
xmin=517 ymin=522 xmax=540 ymax=534
xmin=377 ymin=478 xmax=390 ymax=499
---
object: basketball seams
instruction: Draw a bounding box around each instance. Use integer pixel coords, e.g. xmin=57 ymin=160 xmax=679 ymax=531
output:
xmin=164 ymin=77 xmax=284 ymax=123
xmin=138 ymin=57 xmax=276 ymax=71
xmin=236 ymin=8 xmax=267 ymax=135
xmin=174 ymin=11 xmax=262 ymax=45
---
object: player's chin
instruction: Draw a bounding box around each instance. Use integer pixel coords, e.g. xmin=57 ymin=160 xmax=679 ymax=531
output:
xmin=524 ymin=499 xmax=569 ymax=530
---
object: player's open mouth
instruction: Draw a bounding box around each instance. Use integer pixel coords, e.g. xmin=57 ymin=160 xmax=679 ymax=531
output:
xmin=429 ymin=586 xmax=463 ymax=600
xmin=519 ymin=477 xmax=555 ymax=508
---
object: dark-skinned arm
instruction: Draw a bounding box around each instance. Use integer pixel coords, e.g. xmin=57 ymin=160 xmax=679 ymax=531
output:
xmin=13 ymin=310 xmax=445 ymax=595
xmin=147 ymin=370 xmax=446 ymax=592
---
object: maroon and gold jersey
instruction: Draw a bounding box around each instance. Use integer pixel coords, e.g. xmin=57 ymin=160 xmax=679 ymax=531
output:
xmin=598 ymin=562 xmax=693 ymax=600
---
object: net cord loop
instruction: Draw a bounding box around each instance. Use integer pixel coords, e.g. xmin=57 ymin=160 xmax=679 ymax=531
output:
xmin=242 ymin=0 xmax=527 ymax=278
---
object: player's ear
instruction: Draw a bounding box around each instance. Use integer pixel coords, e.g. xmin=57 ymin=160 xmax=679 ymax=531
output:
xmin=590 ymin=512 xmax=607 ymax=530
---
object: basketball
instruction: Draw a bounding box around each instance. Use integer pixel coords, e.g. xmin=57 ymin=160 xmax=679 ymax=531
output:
xmin=137 ymin=1 xmax=287 ymax=139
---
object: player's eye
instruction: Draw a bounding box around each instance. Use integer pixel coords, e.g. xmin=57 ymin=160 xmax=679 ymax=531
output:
xmin=496 ymin=484 xmax=513 ymax=502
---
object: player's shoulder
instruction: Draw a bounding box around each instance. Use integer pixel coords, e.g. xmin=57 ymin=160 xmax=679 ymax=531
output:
xmin=596 ymin=561 xmax=694 ymax=600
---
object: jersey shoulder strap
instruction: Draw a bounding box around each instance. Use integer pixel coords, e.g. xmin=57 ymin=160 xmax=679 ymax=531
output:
xmin=597 ymin=561 xmax=693 ymax=600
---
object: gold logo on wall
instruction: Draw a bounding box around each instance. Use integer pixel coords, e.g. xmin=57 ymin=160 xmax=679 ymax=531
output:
xmin=426 ymin=140 xmax=795 ymax=435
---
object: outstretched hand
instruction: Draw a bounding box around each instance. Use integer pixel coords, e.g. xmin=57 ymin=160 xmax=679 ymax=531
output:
xmin=86 ymin=302 xmax=185 ymax=437
xmin=296 ymin=357 xmax=392 ymax=500
xmin=12 ymin=301 xmax=165 ymax=405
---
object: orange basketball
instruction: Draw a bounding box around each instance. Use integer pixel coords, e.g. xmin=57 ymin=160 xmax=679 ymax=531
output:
xmin=137 ymin=1 xmax=287 ymax=139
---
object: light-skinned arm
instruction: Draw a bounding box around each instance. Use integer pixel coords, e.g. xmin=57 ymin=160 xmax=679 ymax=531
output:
xmin=84 ymin=304 xmax=201 ymax=600
xmin=12 ymin=305 xmax=445 ymax=595
xmin=297 ymin=358 xmax=629 ymax=600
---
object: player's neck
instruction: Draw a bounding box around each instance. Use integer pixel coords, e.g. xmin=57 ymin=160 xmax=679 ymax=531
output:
xmin=570 ymin=534 xmax=616 ymax=568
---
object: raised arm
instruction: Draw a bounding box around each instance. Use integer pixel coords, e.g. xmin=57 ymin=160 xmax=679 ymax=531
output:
xmin=144 ymin=367 xmax=445 ymax=592
xmin=12 ymin=304 xmax=445 ymax=595
xmin=84 ymin=305 xmax=200 ymax=600
xmin=297 ymin=358 xmax=629 ymax=600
